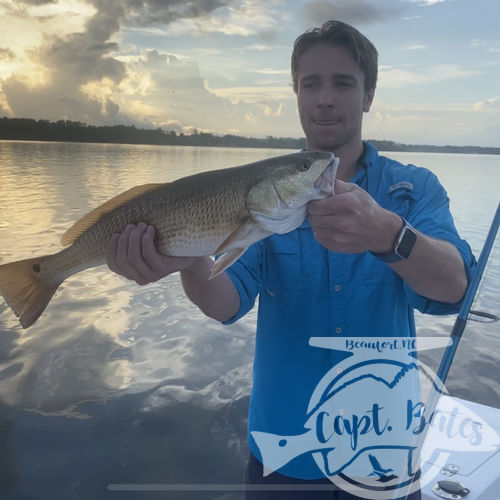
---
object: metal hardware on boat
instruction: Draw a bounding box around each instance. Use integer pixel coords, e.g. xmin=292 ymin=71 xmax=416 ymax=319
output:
xmin=432 ymin=480 xmax=470 ymax=498
xmin=468 ymin=309 xmax=499 ymax=323
xmin=440 ymin=464 xmax=459 ymax=477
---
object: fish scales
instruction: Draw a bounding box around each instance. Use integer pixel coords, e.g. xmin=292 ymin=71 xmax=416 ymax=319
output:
xmin=76 ymin=170 xmax=249 ymax=259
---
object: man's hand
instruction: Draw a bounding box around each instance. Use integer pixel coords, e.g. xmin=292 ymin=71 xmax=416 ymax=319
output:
xmin=307 ymin=179 xmax=402 ymax=254
xmin=106 ymin=222 xmax=200 ymax=285
xmin=308 ymin=179 xmax=468 ymax=303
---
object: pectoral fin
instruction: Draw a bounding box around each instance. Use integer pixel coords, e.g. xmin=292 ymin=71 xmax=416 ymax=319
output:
xmin=209 ymin=248 xmax=246 ymax=279
xmin=209 ymin=220 xmax=273 ymax=279
xmin=215 ymin=220 xmax=272 ymax=255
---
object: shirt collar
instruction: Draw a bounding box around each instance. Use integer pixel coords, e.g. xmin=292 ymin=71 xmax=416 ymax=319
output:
xmin=350 ymin=140 xmax=378 ymax=185
xmin=360 ymin=140 xmax=378 ymax=167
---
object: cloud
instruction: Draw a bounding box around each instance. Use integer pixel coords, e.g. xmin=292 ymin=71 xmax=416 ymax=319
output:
xmin=2 ymin=0 xmax=128 ymax=124
xmin=0 ymin=0 xmax=299 ymax=136
xmin=0 ymin=0 xmax=247 ymax=125
xmin=118 ymin=49 xmax=236 ymax=129
xmin=0 ymin=47 xmax=15 ymax=60
xmin=379 ymin=65 xmax=481 ymax=88
xmin=473 ymin=96 xmax=500 ymax=111
xmin=112 ymin=46 xmax=303 ymax=137
xmin=299 ymin=0 xmax=451 ymax=28
xmin=470 ymin=38 xmax=500 ymax=54
xmin=211 ymin=86 xmax=294 ymax=104
xmin=300 ymin=0 xmax=406 ymax=27
xmin=364 ymin=100 xmax=499 ymax=147
xmin=403 ymin=44 xmax=428 ymax=50
xmin=140 ymin=0 xmax=283 ymax=39
xmin=0 ymin=97 xmax=9 ymax=116
xmin=121 ymin=0 xmax=233 ymax=26
xmin=17 ymin=0 xmax=58 ymax=4
xmin=242 ymin=43 xmax=287 ymax=51
xmin=254 ymin=68 xmax=289 ymax=75
xmin=405 ymin=0 xmax=450 ymax=5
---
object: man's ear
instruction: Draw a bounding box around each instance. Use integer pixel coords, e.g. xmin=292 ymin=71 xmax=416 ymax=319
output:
xmin=363 ymin=88 xmax=375 ymax=112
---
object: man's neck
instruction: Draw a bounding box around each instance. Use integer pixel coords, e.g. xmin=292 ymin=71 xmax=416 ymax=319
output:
xmin=332 ymin=141 xmax=365 ymax=182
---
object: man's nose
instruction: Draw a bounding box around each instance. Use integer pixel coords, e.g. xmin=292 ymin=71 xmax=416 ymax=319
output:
xmin=317 ymin=87 xmax=335 ymax=107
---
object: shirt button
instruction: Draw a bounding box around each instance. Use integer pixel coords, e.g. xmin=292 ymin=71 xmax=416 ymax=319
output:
xmin=334 ymin=285 xmax=341 ymax=292
xmin=335 ymin=327 xmax=342 ymax=334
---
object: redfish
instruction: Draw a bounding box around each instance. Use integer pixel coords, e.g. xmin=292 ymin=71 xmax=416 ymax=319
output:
xmin=0 ymin=151 xmax=338 ymax=328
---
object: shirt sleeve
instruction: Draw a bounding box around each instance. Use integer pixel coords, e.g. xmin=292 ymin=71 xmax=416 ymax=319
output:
xmin=220 ymin=241 xmax=264 ymax=325
xmin=403 ymin=170 xmax=477 ymax=315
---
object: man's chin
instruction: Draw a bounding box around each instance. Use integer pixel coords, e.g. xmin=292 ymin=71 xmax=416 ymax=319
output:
xmin=306 ymin=129 xmax=360 ymax=154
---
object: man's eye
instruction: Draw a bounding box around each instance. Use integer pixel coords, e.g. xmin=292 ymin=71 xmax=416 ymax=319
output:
xmin=302 ymin=81 xmax=318 ymax=89
xmin=337 ymin=80 xmax=354 ymax=89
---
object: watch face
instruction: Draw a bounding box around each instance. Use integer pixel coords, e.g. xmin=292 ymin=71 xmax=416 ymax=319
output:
xmin=397 ymin=226 xmax=417 ymax=259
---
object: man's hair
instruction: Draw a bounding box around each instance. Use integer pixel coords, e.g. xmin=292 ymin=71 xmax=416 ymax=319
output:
xmin=291 ymin=20 xmax=378 ymax=93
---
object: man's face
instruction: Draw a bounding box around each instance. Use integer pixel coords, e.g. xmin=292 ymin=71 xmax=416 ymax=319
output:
xmin=296 ymin=43 xmax=374 ymax=153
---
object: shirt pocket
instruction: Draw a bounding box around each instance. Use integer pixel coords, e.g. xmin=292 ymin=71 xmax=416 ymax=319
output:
xmin=262 ymin=228 xmax=312 ymax=295
xmin=360 ymin=254 xmax=398 ymax=286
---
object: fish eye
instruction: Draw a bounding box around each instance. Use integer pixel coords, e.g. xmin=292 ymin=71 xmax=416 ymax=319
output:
xmin=298 ymin=160 xmax=311 ymax=171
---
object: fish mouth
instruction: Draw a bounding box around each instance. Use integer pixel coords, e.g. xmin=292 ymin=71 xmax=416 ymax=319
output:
xmin=314 ymin=154 xmax=338 ymax=195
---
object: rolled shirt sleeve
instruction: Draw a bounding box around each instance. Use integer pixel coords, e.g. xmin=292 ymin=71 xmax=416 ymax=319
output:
xmin=401 ymin=170 xmax=476 ymax=314
xmin=221 ymin=241 xmax=263 ymax=325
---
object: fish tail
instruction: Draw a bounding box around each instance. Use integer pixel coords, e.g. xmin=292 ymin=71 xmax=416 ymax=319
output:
xmin=0 ymin=255 xmax=62 ymax=328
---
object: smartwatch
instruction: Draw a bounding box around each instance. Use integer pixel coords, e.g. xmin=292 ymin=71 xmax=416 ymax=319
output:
xmin=371 ymin=218 xmax=417 ymax=263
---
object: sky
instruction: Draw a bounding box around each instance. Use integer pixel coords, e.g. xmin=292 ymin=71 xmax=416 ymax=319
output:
xmin=0 ymin=0 xmax=499 ymax=147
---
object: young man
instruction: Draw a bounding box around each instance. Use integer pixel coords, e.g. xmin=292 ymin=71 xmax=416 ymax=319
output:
xmin=107 ymin=20 xmax=475 ymax=500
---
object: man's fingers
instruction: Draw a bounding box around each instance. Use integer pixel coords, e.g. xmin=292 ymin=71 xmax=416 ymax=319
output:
xmin=309 ymin=215 xmax=337 ymax=232
xmin=127 ymin=222 xmax=148 ymax=264
xmin=111 ymin=224 xmax=151 ymax=283
xmin=107 ymin=223 xmax=197 ymax=285
xmin=126 ymin=222 xmax=157 ymax=280
xmin=115 ymin=224 xmax=135 ymax=271
xmin=140 ymin=225 xmax=167 ymax=274
xmin=334 ymin=179 xmax=356 ymax=194
xmin=106 ymin=233 xmax=120 ymax=272
xmin=308 ymin=197 xmax=337 ymax=216
xmin=308 ymin=180 xmax=361 ymax=217
xmin=107 ymin=223 xmax=173 ymax=285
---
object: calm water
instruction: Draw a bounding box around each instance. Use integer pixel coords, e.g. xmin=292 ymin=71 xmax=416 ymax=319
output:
xmin=0 ymin=140 xmax=499 ymax=499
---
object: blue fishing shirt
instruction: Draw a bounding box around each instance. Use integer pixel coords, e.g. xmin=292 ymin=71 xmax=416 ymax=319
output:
xmin=223 ymin=141 xmax=476 ymax=479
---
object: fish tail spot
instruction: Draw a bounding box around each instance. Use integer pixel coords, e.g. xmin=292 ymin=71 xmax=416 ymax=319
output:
xmin=0 ymin=255 xmax=62 ymax=328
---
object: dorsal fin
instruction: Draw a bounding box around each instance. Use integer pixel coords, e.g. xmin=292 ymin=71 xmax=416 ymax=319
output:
xmin=61 ymin=183 xmax=163 ymax=246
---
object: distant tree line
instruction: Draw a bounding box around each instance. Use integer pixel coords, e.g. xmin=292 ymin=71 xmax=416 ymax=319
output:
xmin=0 ymin=117 xmax=305 ymax=150
xmin=0 ymin=117 xmax=498 ymax=155
xmin=369 ymin=139 xmax=500 ymax=156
